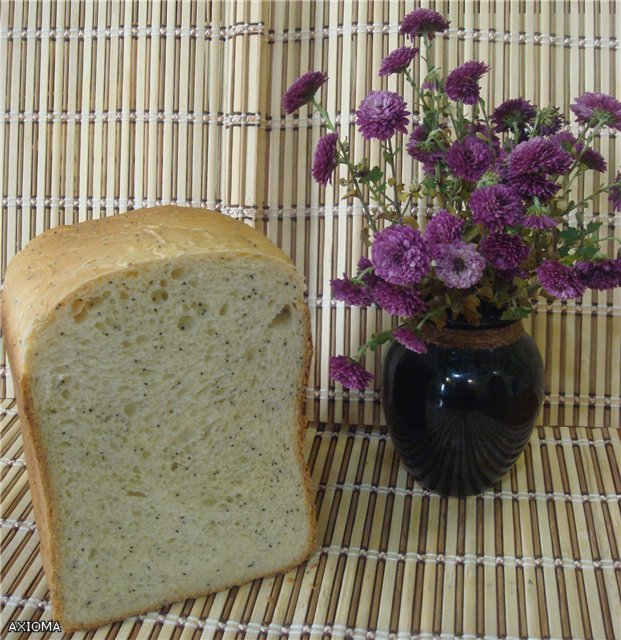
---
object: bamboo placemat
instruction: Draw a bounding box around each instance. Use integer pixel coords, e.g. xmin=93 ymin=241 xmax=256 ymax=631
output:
xmin=1 ymin=398 xmax=620 ymax=639
xmin=0 ymin=0 xmax=619 ymax=428
xmin=1 ymin=1 xmax=620 ymax=638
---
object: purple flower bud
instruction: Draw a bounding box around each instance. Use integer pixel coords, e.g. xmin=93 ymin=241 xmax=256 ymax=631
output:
xmin=445 ymin=60 xmax=490 ymax=106
xmin=400 ymin=8 xmax=450 ymax=40
xmin=575 ymin=259 xmax=621 ymax=290
xmin=393 ymin=327 xmax=428 ymax=353
xmin=570 ymin=92 xmax=621 ymax=130
xmin=312 ymin=133 xmax=339 ymax=186
xmin=379 ymin=46 xmax=419 ymax=77
xmin=329 ymin=355 xmax=373 ymax=390
xmin=282 ymin=71 xmax=328 ymax=115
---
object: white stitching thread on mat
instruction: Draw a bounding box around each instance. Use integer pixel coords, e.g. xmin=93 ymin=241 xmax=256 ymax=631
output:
xmin=2 ymin=110 xmax=264 ymax=126
xmin=306 ymin=388 xmax=620 ymax=407
xmin=0 ymin=518 xmax=37 ymax=532
xmin=0 ymin=23 xmax=616 ymax=50
xmin=314 ymin=480 xmax=621 ymax=505
xmin=2 ymin=199 xmax=619 ymax=230
xmin=309 ymin=428 xmax=618 ymax=448
xmin=0 ymin=23 xmax=265 ymax=40
xmin=0 ymin=594 xmax=600 ymax=640
xmin=0 ymin=457 xmax=26 ymax=467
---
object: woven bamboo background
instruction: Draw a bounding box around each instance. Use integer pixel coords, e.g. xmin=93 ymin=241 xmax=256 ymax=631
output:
xmin=1 ymin=1 xmax=620 ymax=639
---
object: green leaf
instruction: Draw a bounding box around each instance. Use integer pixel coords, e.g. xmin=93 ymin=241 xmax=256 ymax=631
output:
xmin=575 ymin=245 xmax=599 ymax=259
xmin=383 ymin=150 xmax=392 ymax=163
xmin=500 ymin=306 xmax=531 ymax=321
xmin=368 ymin=330 xmax=392 ymax=351
xmin=462 ymin=225 xmax=480 ymax=242
xmin=559 ymin=227 xmax=581 ymax=243
xmin=585 ymin=221 xmax=602 ymax=235
xmin=367 ymin=166 xmax=383 ymax=182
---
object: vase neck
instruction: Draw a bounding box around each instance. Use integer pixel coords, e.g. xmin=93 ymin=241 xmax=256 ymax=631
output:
xmin=422 ymin=320 xmax=525 ymax=349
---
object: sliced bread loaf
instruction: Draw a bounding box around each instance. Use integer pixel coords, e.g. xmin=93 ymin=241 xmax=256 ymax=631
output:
xmin=1 ymin=207 xmax=316 ymax=631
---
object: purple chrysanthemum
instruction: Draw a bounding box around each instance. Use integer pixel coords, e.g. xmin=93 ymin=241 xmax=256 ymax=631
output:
xmin=570 ymin=92 xmax=621 ymax=130
xmin=372 ymin=280 xmax=427 ymax=317
xmin=371 ymin=225 xmax=430 ymax=285
xmin=329 ymin=355 xmax=373 ymax=390
xmin=491 ymin=98 xmax=537 ymax=133
xmin=400 ymin=8 xmax=450 ymax=40
xmin=393 ymin=327 xmax=428 ymax=353
xmin=469 ymin=184 xmax=525 ymax=231
xmin=479 ymin=233 xmax=530 ymax=270
xmin=506 ymin=137 xmax=573 ymax=200
xmin=356 ymin=91 xmax=410 ymax=141
xmin=609 ymin=172 xmax=621 ymax=212
xmin=312 ymin=133 xmax=339 ymax=186
xmin=537 ymin=106 xmax=564 ymax=136
xmin=579 ymin=147 xmax=608 ymax=172
xmin=521 ymin=213 xmax=557 ymax=229
xmin=331 ymin=276 xmax=374 ymax=307
xmin=434 ymin=241 xmax=486 ymax=288
xmin=575 ymin=259 xmax=621 ymax=290
xmin=282 ymin=71 xmax=328 ymax=114
xmin=508 ymin=137 xmax=573 ymax=176
xmin=536 ymin=261 xmax=585 ymax=299
xmin=445 ymin=60 xmax=490 ymax=105
xmin=379 ymin=46 xmax=419 ymax=76
xmin=552 ymin=132 xmax=607 ymax=173
xmin=423 ymin=209 xmax=464 ymax=257
xmin=446 ymin=136 xmax=494 ymax=182
xmin=406 ymin=125 xmax=444 ymax=173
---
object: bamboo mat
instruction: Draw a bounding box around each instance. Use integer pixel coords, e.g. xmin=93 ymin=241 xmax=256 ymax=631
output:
xmin=0 ymin=0 xmax=619 ymax=427
xmin=1 ymin=1 xmax=621 ymax=638
xmin=1 ymin=397 xmax=620 ymax=640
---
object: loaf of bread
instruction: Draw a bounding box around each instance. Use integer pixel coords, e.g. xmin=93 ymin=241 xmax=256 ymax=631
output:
xmin=1 ymin=206 xmax=316 ymax=631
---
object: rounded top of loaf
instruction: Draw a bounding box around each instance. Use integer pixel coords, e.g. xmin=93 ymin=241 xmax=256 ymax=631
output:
xmin=1 ymin=207 xmax=302 ymax=376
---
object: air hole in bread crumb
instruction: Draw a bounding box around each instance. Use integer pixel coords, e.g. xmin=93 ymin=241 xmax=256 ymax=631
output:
xmin=219 ymin=302 xmax=228 ymax=316
xmin=170 ymin=267 xmax=184 ymax=279
xmin=268 ymin=305 xmax=292 ymax=329
xmin=135 ymin=335 xmax=147 ymax=345
xmin=127 ymin=490 xmax=146 ymax=498
xmin=151 ymin=289 xmax=169 ymax=303
xmin=177 ymin=315 xmax=195 ymax=331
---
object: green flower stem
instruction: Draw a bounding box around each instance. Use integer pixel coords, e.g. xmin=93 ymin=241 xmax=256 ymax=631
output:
xmin=311 ymin=98 xmax=377 ymax=232
xmin=423 ymin=35 xmax=434 ymax=76
xmin=404 ymin=69 xmax=426 ymax=108
xmin=477 ymin=98 xmax=496 ymax=151
xmin=564 ymin=182 xmax=616 ymax=215
xmin=563 ymin=125 xmax=603 ymax=193
xmin=385 ymin=138 xmax=403 ymax=220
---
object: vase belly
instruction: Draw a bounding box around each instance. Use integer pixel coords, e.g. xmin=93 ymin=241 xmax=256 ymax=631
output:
xmin=383 ymin=328 xmax=544 ymax=496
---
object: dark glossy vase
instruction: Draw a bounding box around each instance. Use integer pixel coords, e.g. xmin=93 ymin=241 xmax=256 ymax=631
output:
xmin=382 ymin=320 xmax=544 ymax=496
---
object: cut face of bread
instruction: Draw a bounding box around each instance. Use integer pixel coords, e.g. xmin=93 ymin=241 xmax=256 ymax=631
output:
xmin=1 ymin=208 xmax=316 ymax=631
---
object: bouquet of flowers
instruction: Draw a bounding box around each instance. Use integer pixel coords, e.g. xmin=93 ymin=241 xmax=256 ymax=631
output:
xmin=282 ymin=8 xmax=621 ymax=392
